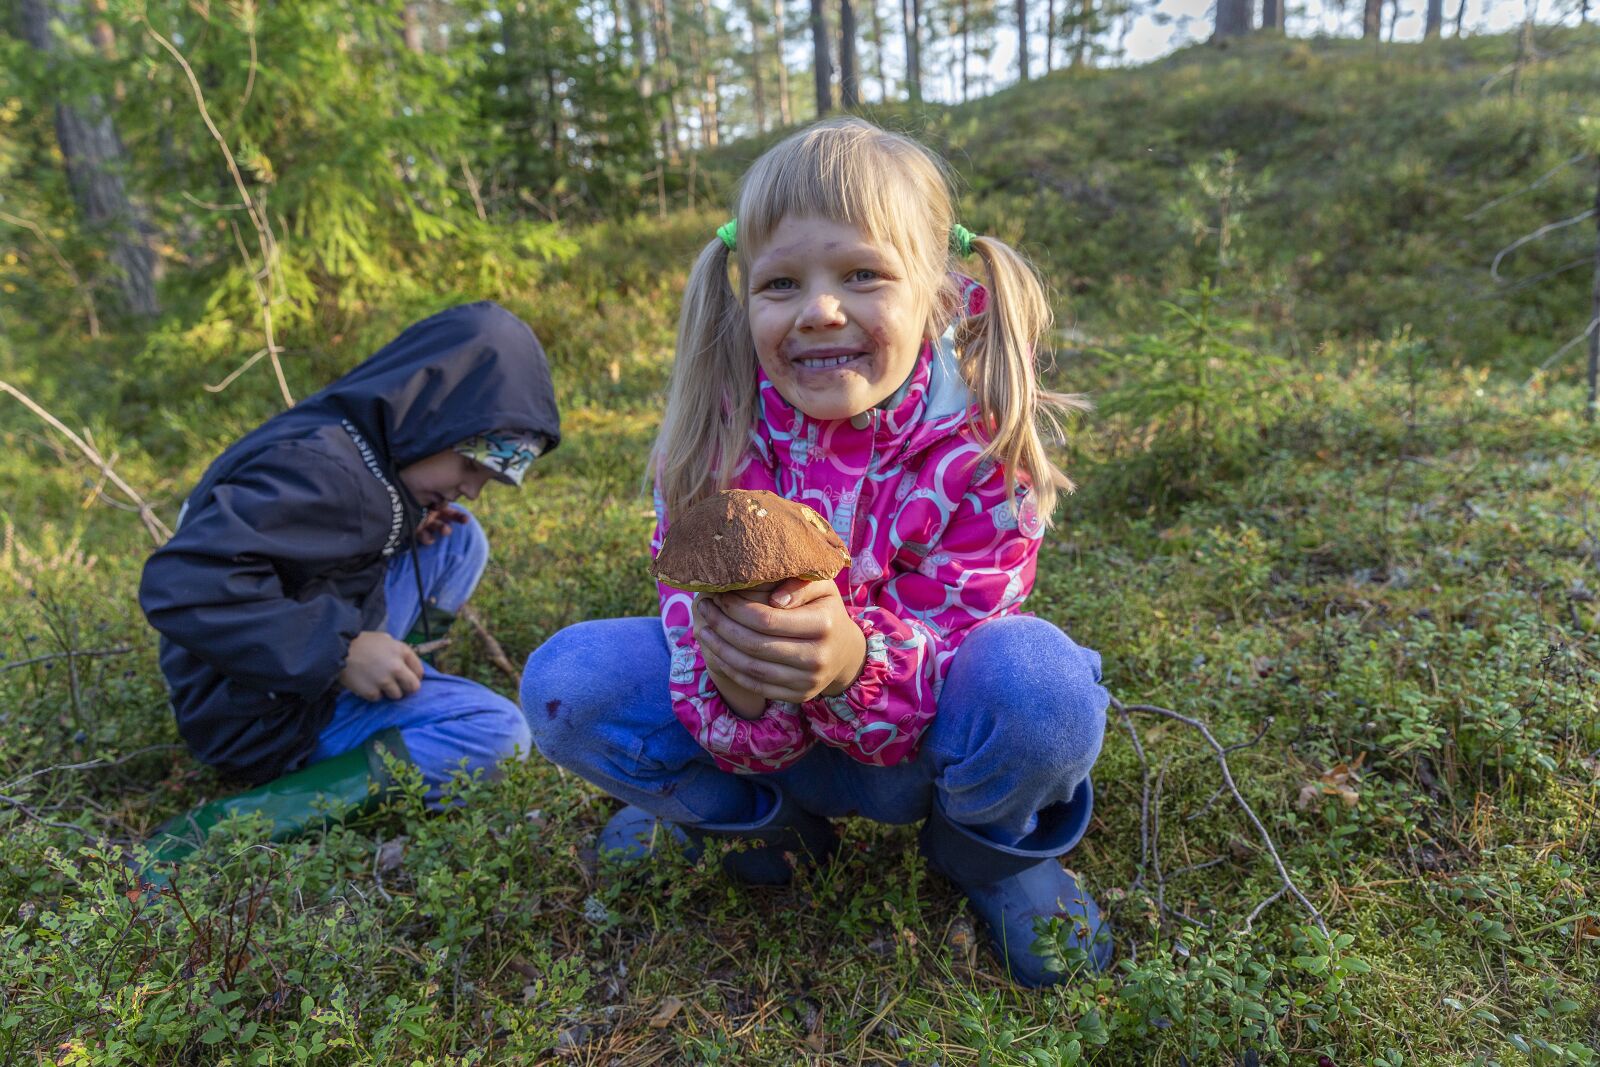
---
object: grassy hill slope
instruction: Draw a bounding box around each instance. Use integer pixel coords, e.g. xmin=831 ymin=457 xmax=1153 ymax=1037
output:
xmin=2 ymin=27 xmax=1599 ymax=1066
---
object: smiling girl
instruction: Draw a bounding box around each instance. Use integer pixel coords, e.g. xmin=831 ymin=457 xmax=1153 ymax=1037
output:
xmin=522 ymin=119 xmax=1111 ymax=985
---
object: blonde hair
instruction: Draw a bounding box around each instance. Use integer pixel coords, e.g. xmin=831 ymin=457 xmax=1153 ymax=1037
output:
xmin=652 ymin=117 xmax=1087 ymax=523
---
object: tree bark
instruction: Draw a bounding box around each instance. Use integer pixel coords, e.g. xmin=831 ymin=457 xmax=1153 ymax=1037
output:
xmin=1016 ymin=0 xmax=1029 ymax=81
xmin=811 ymin=0 xmax=834 ymax=115
xmin=1262 ymin=0 xmax=1283 ymax=31
xmin=18 ymin=0 xmax=158 ymax=318
xmin=839 ymin=0 xmax=860 ymax=107
xmin=902 ymin=0 xmax=921 ymax=102
xmin=1073 ymin=0 xmax=1091 ymax=64
xmin=774 ymin=0 xmax=793 ymax=124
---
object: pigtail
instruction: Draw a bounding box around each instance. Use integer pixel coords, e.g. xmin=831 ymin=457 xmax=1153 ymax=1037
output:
xmin=957 ymin=236 xmax=1090 ymax=524
xmin=650 ymin=238 xmax=758 ymax=520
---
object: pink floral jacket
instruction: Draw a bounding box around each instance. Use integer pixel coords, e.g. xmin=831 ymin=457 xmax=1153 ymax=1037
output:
xmin=652 ymin=283 xmax=1046 ymax=773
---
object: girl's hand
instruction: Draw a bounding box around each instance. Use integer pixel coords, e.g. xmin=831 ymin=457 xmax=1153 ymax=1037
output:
xmin=694 ymin=577 xmax=867 ymax=705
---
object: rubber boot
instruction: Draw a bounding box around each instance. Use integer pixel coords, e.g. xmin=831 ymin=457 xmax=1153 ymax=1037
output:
xmin=137 ymin=728 xmax=413 ymax=888
xmin=598 ymin=785 xmax=838 ymax=886
xmin=919 ymin=780 xmax=1113 ymax=986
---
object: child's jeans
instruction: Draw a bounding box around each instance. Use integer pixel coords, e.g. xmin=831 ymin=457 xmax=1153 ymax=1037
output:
xmin=309 ymin=509 xmax=530 ymax=799
xmin=521 ymin=614 xmax=1107 ymax=846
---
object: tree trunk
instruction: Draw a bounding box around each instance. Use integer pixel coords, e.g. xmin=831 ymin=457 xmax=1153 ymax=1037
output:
xmin=961 ymin=0 xmax=970 ymax=100
xmin=1073 ymin=0 xmax=1090 ymax=64
xmin=749 ymin=0 xmax=767 ymax=131
xmin=1262 ymin=0 xmax=1283 ymax=31
xmin=1422 ymin=0 xmax=1442 ymax=36
xmin=840 ymin=0 xmax=860 ymax=106
xmin=870 ymin=0 xmax=887 ymax=98
xmin=902 ymin=0 xmax=921 ymax=102
xmin=811 ymin=0 xmax=833 ymax=115
xmin=1016 ymin=0 xmax=1029 ymax=81
xmin=652 ymin=0 xmax=680 ymax=162
xmin=626 ymin=0 xmax=647 ymax=73
xmin=1361 ymin=0 xmax=1381 ymax=38
xmin=402 ymin=3 xmax=426 ymax=53
xmin=1510 ymin=18 xmax=1532 ymax=96
xmin=704 ymin=72 xmax=719 ymax=147
xmin=774 ymin=0 xmax=793 ymax=124
xmin=1589 ymin=155 xmax=1599 ymax=423
xmin=1045 ymin=0 xmax=1054 ymax=70
xmin=18 ymin=0 xmax=158 ymax=318
xmin=1213 ymin=0 xmax=1250 ymax=39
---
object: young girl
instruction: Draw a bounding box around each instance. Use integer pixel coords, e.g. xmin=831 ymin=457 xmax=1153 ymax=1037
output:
xmin=522 ymin=119 xmax=1110 ymax=986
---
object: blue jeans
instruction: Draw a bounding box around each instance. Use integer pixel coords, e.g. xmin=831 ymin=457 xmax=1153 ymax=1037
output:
xmin=310 ymin=509 xmax=530 ymax=799
xmin=521 ymin=614 xmax=1107 ymax=847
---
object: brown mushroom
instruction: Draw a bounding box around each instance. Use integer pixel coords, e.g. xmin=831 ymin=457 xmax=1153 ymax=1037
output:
xmin=651 ymin=489 xmax=851 ymax=593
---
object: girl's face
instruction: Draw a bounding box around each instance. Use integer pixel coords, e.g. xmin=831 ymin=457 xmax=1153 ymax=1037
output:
xmin=745 ymin=216 xmax=931 ymax=423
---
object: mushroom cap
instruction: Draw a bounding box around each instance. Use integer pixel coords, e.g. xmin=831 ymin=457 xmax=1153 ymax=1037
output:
xmin=651 ymin=489 xmax=851 ymax=593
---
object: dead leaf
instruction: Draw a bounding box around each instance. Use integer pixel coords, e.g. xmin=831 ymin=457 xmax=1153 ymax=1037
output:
xmin=1297 ymin=752 xmax=1365 ymax=810
xmin=648 ymin=996 xmax=683 ymax=1029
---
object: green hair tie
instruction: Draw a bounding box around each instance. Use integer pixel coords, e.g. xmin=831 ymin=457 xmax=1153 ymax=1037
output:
xmin=716 ymin=219 xmax=738 ymax=252
xmin=950 ymin=224 xmax=978 ymax=257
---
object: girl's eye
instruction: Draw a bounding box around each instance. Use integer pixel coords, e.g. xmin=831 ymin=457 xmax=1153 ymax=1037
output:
xmin=761 ymin=277 xmax=796 ymax=291
xmin=849 ymin=269 xmax=881 ymax=283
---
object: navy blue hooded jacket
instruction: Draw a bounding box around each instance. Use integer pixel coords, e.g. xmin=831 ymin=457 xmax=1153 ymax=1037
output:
xmin=139 ymin=302 xmax=560 ymax=784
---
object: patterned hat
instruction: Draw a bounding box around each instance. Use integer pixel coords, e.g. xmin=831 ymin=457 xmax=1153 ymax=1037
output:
xmin=453 ymin=430 xmax=546 ymax=487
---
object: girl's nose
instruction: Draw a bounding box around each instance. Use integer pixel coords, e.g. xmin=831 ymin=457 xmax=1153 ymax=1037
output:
xmin=797 ymin=292 xmax=846 ymax=329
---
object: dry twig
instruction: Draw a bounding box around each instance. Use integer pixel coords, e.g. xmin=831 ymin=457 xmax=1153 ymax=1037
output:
xmin=0 ymin=645 xmax=132 ymax=675
xmin=144 ymin=17 xmax=292 ymax=407
xmin=459 ymin=604 xmax=519 ymax=680
xmin=1112 ymin=695 xmax=1327 ymax=936
xmin=0 ymin=380 xmax=170 ymax=544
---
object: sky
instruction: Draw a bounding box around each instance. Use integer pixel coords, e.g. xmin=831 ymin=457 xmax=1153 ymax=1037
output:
xmin=887 ymin=0 xmax=1568 ymax=105
xmin=1117 ymin=0 xmax=1544 ymax=63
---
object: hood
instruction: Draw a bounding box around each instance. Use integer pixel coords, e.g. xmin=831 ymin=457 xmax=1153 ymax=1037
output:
xmin=188 ymin=301 xmax=561 ymax=505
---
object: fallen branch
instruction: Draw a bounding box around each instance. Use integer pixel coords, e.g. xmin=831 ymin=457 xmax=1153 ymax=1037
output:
xmin=1491 ymin=208 xmax=1597 ymax=282
xmin=1112 ymin=695 xmax=1328 ymax=936
xmin=1 ymin=743 xmax=184 ymax=794
xmin=0 ymin=380 xmax=170 ymax=544
xmin=458 ymin=604 xmax=519 ymax=681
xmin=0 ymin=646 xmax=132 ymax=675
xmin=0 ymin=791 xmax=100 ymax=840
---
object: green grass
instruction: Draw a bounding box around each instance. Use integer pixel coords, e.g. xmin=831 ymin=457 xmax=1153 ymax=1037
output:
xmin=4 ymin=27 xmax=1600 ymax=1067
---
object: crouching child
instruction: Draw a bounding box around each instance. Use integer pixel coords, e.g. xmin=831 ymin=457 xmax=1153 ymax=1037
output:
xmin=136 ymin=302 xmax=560 ymax=880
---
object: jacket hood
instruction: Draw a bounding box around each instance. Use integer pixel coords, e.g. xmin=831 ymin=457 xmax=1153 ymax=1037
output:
xmin=189 ymin=302 xmax=561 ymax=504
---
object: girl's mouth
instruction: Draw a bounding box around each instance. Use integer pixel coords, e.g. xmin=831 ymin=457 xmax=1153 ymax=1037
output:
xmin=792 ymin=350 xmax=867 ymax=370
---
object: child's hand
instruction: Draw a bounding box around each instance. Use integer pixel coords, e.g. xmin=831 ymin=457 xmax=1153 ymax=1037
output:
xmin=415 ymin=505 xmax=468 ymax=546
xmin=339 ymin=631 xmax=425 ymax=702
xmin=694 ymin=578 xmax=866 ymax=705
